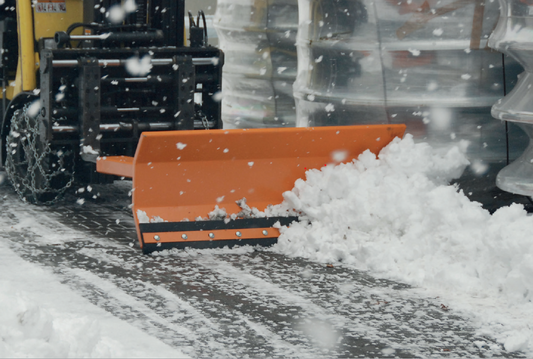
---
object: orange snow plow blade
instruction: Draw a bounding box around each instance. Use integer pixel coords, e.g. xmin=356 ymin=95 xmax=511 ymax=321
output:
xmin=97 ymin=124 xmax=405 ymax=253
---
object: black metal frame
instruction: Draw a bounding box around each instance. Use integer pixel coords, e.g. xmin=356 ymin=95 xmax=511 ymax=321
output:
xmin=88 ymin=0 xmax=185 ymax=48
xmin=139 ymin=217 xmax=299 ymax=254
xmin=37 ymin=46 xmax=223 ymax=182
xmin=0 ymin=14 xmax=17 ymax=121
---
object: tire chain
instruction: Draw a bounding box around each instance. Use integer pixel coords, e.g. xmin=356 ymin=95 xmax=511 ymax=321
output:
xmin=5 ymin=103 xmax=75 ymax=205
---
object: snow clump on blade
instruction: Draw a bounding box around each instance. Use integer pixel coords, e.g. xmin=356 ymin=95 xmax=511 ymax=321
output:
xmin=136 ymin=210 xmax=150 ymax=224
xmin=136 ymin=210 xmax=167 ymax=223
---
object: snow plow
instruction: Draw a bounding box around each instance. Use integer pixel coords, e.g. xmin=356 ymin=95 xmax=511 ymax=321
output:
xmin=97 ymin=124 xmax=405 ymax=253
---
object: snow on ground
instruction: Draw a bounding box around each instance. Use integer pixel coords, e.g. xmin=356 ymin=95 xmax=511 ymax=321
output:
xmin=266 ymin=134 xmax=533 ymax=354
xmin=0 ymin=240 xmax=187 ymax=358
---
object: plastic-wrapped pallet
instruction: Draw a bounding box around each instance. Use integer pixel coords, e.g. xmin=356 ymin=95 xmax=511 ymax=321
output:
xmin=489 ymin=0 xmax=533 ymax=194
xmin=214 ymin=0 xmax=298 ymax=128
xmin=294 ymin=0 xmax=524 ymax=161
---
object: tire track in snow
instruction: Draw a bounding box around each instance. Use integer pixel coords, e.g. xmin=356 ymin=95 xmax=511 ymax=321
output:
xmin=75 ymin=245 xmax=325 ymax=357
xmin=60 ymin=266 xmax=224 ymax=357
xmin=3 ymin=235 xmax=194 ymax=356
xmin=191 ymin=254 xmax=389 ymax=357
xmin=192 ymin=252 xmax=519 ymax=357
xmin=6 ymin=237 xmax=322 ymax=357
xmin=242 ymin=253 xmax=518 ymax=356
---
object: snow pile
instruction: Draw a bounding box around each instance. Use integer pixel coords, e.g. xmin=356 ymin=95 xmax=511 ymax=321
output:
xmin=271 ymin=134 xmax=533 ymax=352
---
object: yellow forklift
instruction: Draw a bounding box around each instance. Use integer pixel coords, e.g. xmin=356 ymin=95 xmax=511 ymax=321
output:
xmin=0 ymin=0 xmax=223 ymax=203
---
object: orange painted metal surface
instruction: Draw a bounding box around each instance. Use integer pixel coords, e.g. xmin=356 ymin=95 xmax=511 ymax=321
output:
xmin=143 ymin=227 xmax=280 ymax=245
xmin=96 ymin=156 xmax=134 ymax=178
xmin=96 ymin=124 xmax=406 ymax=251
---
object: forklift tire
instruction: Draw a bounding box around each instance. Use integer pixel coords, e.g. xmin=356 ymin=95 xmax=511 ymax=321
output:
xmin=4 ymin=105 xmax=74 ymax=204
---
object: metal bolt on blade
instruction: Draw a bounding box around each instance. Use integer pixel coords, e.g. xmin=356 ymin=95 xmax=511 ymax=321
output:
xmin=181 ymin=234 xmax=188 ymax=240
xmin=209 ymin=233 xmax=215 ymax=239
xmin=262 ymin=230 xmax=268 ymax=236
xmin=236 ymin=231 xmax=242 ymax=237
xmin=154 ymin=235 xmax=160 ymax=241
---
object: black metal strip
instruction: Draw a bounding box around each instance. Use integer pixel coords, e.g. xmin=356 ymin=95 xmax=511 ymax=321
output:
xmin=139 ymin=216 xmax=299 ymax=233
xmin=142 ymin=237 xmax=278 ymax=254
xmin=79 ymin=57 xmax=101 ymax=163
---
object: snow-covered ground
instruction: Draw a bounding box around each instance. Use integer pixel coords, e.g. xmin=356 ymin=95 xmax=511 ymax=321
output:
xmin=0 ymin=133 xmax=532 ymax=356
xmin=0 ymin=238 xmax=187 ymax=358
